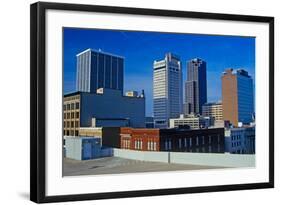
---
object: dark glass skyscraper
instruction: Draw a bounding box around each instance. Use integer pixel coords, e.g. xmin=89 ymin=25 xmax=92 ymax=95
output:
xmin=76 ymin=48 xmax=124 ymax=93
xmin=184 ymin=58 xmax=207 ymax=115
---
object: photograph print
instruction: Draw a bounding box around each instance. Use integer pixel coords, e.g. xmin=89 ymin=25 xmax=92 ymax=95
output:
xmin=62 ymin=28 xmax=256 ymax=176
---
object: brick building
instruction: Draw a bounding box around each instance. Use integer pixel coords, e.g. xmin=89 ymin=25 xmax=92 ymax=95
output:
xmin=120 ymin=127 xmax=225 ymax=153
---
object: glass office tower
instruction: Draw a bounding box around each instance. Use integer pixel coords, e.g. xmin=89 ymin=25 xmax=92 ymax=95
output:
xmin=76 ymin=48 xmax=124 ymax=93
xmin=185 ymin=58 xmax=207 ymax=115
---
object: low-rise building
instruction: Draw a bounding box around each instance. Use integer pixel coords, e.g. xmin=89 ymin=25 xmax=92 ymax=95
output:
xmin=169 ymin=114 xmax=213 ymax=129
xmin=79 ymin=127 xmax=121 ymax=148
xmin=64 ymin=136 xmax=113 ymax=160
xmin=120 ymin=127 xmax=225 ymax=153
xmin=63 ymin=88 xmax=145 ymax=136
xmin=224 ymin=126 xmax=255 ymax=154
xmin=202 ymin=102 xmax=223 ymax=121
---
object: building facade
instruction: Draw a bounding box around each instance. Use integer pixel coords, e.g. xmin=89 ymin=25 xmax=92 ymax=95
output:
xmin=76 ymin=48 xmax=124 ymax=93
xmin=169 ymin=114 xmax=213 ymax=129
xmin=63 ymin=88 xmax=145 ymax=136
xmin=78 ymin=127 xmax=121 ymax=148
xmin=153 ymin=53 xmax=183 ymax=128
xmin=120 ymin=127 xmax=225 ymax=153
xmin=222 ymin=69 xmax=254 ymax=126
xmin=202 ymin=102 xmax=223 ymax=121
xmin=224 ymin=126 xmax=255 ymax=154
xmin=145 ymin=117 xmax=155 ymax=128
xmin=185 ymin=58 xmax=207 ymax=115
xmin=120 ymin=127 xmax=160 ymax=151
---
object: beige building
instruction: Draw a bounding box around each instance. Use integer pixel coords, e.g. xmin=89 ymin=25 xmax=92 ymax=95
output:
xmin=63 ymin=93 xmax=80 ymax=136
xmin=169 ymin=114 xmax=213 ymax=129
xmin=202 ymin=102 xmax=223 ymax=121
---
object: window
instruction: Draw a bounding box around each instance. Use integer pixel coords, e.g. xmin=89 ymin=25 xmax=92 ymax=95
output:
xmin=202 ymin=136 xmax=205 ymax=145
xmin=184 ymin=138 xmax=187 ymax=147
xmin=196 ymin=137 xmax=199 ymax=146
xmin=76 ymin=112 xmax=79 ymax=118
xmin=75 ymin=121 xmax=78 ymax=127
xmin=63 ymin=105 xmax=66 ymax=111
xmin=75 ymin=102 xmax=79 ymax=109
xmin=168 ymin=139 xmax=172 ymax=150
xmin=71 ymin=112 xmax=74 ymax=118
xmin=71 ymin=121 xmax=74 ymax=127
xmin=67 ymin=113 xmax=70 ymax=119
xmin=75 ymin=130 xmax=78 ymax=136
xmin=165 ymin=140 xmax=168 ymax=150
xmin=71 ymin=103 xmax=74 ymax=109
xmin=67 ymin=104 xmax=70 ymax=110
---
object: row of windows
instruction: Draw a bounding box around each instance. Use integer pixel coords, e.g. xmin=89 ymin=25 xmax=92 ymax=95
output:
xmin=122 ymin=139 xmax=130 ymax=149
xmin=64 ymin=121 xmax=79 ymax=128
xmin=232 ymin=141 xmax=242 ymax=147
xmin=164 ymin=135 xmax=221 ymax=150
xmin=134 ymin=140 xmax=143 ymax=150
xmin=63 ymin=102 xmax=79 ymax=111
xmin=147 ymin=141 xmax=157 ymax=151
xmin=64 ymin=130 xmax=79 ymax=136
xmin=231 ymin=135 xmax=241 ymax=140
xmin=64 ymin=112 xmax=79 ymax=119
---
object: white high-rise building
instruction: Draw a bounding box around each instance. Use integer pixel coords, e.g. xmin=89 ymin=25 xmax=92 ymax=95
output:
xmin=153 ymin=53 xmax=183 ymax=128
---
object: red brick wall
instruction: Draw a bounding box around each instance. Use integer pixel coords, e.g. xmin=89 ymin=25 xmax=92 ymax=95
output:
xmin=120 ymin=128 xmax=160 ymax=151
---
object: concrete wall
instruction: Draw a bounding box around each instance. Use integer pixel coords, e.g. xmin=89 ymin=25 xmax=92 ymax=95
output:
xmin=113 ymin=149 xmax=255 ymax=168
xmin=65 ymin=138 xmax=82 ymax=160
xmin=113 ymin=149 xmax=169 ymax=163
xmin=170 ymin=152 xmax=255 ymax=167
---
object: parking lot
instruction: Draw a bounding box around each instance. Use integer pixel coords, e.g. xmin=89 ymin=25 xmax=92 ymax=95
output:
xmin=63 ymin=156 xmax=222 ymax=176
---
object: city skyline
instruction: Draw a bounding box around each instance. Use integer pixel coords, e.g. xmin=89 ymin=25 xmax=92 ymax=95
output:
xmin=63 ymin=28 xmax=255 ymax=116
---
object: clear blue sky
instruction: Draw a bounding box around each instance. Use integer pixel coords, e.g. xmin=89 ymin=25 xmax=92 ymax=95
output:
xmin=63 ymin=28 xmax=255 ymax=116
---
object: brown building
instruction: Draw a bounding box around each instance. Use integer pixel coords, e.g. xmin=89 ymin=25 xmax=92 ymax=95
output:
xmin=120 ymin=127 xmax=225 ymax=153
xmin=222 ymin=69 xmax=238 ymax=126
xmin=221 ymin=69 xmax=254 ymax=127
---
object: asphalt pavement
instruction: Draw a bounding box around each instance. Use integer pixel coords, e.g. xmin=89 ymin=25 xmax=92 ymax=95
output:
xmin=63 ymin=157 xmax=223 ymax=176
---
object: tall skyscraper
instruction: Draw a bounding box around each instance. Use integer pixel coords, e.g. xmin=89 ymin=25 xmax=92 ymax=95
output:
xmin=153 ymin=53 xmax=183 ymax=128
xmin=76 ymin=48 xmax=124 ymax=93
xmin=222 ymin=68 xmax=254 ymax=127
xmin=184 ymin=58 xmax=207 ymax=115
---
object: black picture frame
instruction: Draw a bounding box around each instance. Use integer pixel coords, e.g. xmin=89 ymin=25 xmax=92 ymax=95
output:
xmin=30 ymin=1 xmax=274 ymax=203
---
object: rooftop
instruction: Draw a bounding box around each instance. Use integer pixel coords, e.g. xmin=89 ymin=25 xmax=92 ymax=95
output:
xmin=76 ymin=48 xmax=124 ymax=59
